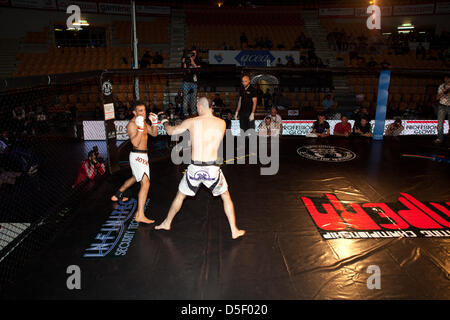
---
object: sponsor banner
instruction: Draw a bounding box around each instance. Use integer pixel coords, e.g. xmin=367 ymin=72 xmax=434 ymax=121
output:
xmin=209 ymin=50 xmax=299 ymax=66
xmin=0 ymin=223 xmax=30 ymax=252
xmin=11 ymin=0 xmax=56 ymax=9
xmin=84 ymin=198 xmax=148 ymax=258
xmin=57 ymin=0 xmax=97 ymax=13
xmin=319 ymin=7 xmax=354 ymax=16
xmin=435 ymin=1 xmax=450 ymax=14
xmin=136 ymin=5 xmax=170 ymax=15
xmin=355 ymin=6 xmax=392 ymax=17
xmin=98 ymin=2 xmax=170 ymax=15
xmin=393 ymin=3 xmax=435 ymax=16
xmin=103 ymin=103 xmax=115 ymax=121
xmin=300 ymin=193 xmax=450 ymax=240
xmin=82 ymin=119 xmax=449 ymax=140
xmin=98 ymin=2 xmax=129 ymax=14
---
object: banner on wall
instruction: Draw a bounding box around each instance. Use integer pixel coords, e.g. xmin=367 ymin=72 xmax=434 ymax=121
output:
xmin=393 ymin=3 xmax=435 ymax=16
xmin=11 ymin=0 xmax=56 ymax=9
xmin=319 ymin=7 xmax=354 ymax=16
xmin=137 ymin=5 xmax=170 ymax=15
xmin=208 ymin=50 xmax=300 ymax=66
xmin=435 ymin=2 xmax=450 ymax=14
xmin=354 ymin=6 xmax=392 ymax=17
xmin=98 ymin=2 xmax=170 ymax=15
xmin=57 ymin=0 xmax=97 ymax=13
xmin=82 ymin=119 xmax=449 ymax=140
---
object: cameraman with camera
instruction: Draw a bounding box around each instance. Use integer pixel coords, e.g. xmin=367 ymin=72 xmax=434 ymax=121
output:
xmin=181 ymin=48 xmax=201 ymax=118
xmin=435 ymin=74 xmax=450 ymax=144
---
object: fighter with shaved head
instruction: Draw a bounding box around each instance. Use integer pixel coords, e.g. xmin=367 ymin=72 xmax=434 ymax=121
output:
xmin=155 ymin=97 xmax=245 ymax=239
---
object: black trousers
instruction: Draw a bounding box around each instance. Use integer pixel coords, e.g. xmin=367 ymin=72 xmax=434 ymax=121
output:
xmin=239 ymin=113 xmax=255 ymax=132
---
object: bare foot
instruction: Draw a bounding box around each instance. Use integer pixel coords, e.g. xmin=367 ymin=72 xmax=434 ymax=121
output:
xmin=111 ymin=195 xmax=129 ymax=202
xmin=134 ymin=215 xmax=155 ymax=224
xmin=232 ymin=229 xmax=246 ymax=240
xmin=154 ymin=221 xmax=171 ymax=231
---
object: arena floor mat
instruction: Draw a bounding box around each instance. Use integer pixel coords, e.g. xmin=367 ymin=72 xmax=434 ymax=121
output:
xmin=3 ymin=136 xmax=449 ymax=299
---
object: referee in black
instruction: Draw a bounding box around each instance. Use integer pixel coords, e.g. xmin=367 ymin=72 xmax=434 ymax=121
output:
xmin=234 ymin=75 xmax=257 ymax=132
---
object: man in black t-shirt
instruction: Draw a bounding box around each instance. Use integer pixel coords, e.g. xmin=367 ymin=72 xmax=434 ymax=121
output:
xmin=310 ymin=114 xmax=330 ymax=138
xmin=181 ymin=48 xmax=201 ymax=117
xmin=234 ymin=75 xmax=257 ymax=131
xmin=352 ymin=117 xmax=373 ymax=137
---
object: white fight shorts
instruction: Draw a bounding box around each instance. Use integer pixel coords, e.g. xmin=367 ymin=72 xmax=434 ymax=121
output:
xmin=129 ymin=149 xmax=150 ymax=182
xmin=179 ymin=162 xmax=228 ymax=197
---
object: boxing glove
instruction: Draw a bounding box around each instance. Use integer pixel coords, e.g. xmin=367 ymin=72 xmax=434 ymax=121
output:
xmin=158 ymin=112 xmax=168 ymax=125
xmin=135 ymin=116 xmax=145 ymax=132
xmin=149 ymin=113 xmax=158 ymax=126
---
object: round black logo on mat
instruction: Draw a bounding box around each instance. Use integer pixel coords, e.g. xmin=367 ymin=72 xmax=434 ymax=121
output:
xmin=297 ymin=145 xmax=356 ymax=162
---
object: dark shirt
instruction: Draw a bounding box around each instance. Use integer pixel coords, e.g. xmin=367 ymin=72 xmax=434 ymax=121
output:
xmin=212 ymin=97 xmax=224 ymax=108
xmin=353 ymin=122 xmax=372 ymax=134
xmin=238 ymin=85 xmax=257 ymax=114
xmin=312 ymin=120 xmax=330 ymax=134
xmin=182 ymin=56 xmax=201 ymax=82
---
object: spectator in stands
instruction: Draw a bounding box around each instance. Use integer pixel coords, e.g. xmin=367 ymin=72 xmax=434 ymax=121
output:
xmin=152 ymin=52 xmax=164 ymax=65
xmin=416 ymin=43 xmax=426 ymax=60
xmin=276 ymin=58 xmax=284 ymax=67
xmin=265 ymin=98 xmax=273 ymax=111
xmin=309 ymin=113 xmax=330 ymax=138
xmin=380 ymin=59 xmax=391 ymax=69
xmin=175 ymin=90 xmax=183 ymax=116
xmin=222 ymin=42 xmax=229 ymax=50
xmin=0 ymin=129 xmax=38 ymax=175
xmin=12 ymin=106 xmax=26 ymax=135
xmin=286 ymin=58 xmax=295 ymax=68
xmin=263 ymin=89 xmax=272 ymax=107
xmin=277 ymin=43 xmax=285 ymax=49
xmin=333 ymin=115 xmax=352 ymax=137
xmin=367 ymin=57 xmax=378 ymax=68
xmin=36 ymin=110 xmax=48 ymax=134
xmin=265 ymin=37 xmax=273 ymax=50
xmin=352 ymin=116 xmax=373 ymax=137
xmin=269 ymin=106 xmax=283 ymax=136
xmin=435 ymin=75 xmax=450 ymax=144
xmin=24 ymin=106 xmax=36 ymax=136
xmin=140 ymin=51 xmax=152 ymax=68
xmin=72 ymin=150 xmax=105 ymax=188
xmin=69 ymin=104 xmax=77 ymax=122
xmin=240 ymin=32 xmax=248 ymax=49
xmin=181 ymin=47 xmax=201 ymax=117
xmin=212 ymin=93 xmax=224 ymax=108
xmin=223 ymin=109 xmax=233 ymax=130
xmin=322 ymin=94 xmax=335 ymax=114
xmin=385 ymin=118 xmax=404 ymax=136
xmin=258 ymin=116 xmax=278 ymax=137
xmin=255 ymin=84 xmax=264 ymax=106
xmin=353 ymin=106 xmax=372 ymax=123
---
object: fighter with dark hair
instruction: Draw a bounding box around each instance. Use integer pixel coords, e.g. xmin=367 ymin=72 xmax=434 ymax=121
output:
xmin=111 ymin=101 xmax=158 ymax=224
